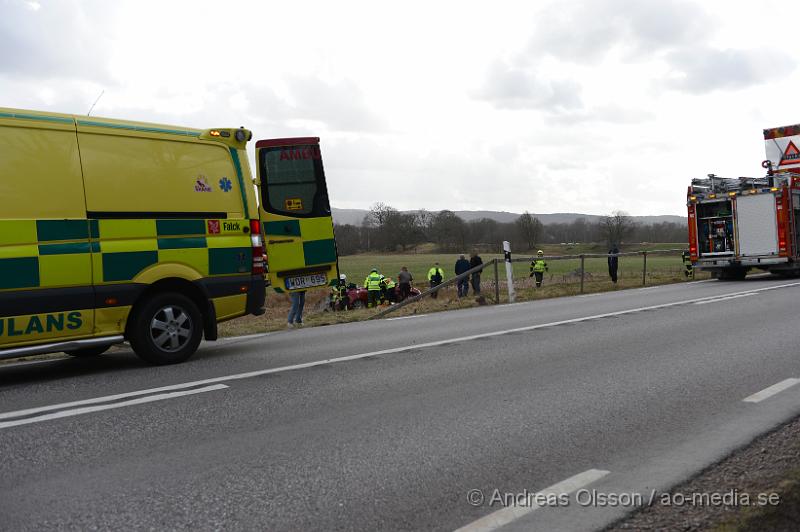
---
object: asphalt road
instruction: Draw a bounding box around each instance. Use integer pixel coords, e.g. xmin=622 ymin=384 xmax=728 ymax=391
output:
xmin=2 ymin=277 xmax=800 ymax=531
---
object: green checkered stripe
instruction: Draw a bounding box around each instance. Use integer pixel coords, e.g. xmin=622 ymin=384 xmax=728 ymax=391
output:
xmin=0 ymin=219 xmax=252 ymax=290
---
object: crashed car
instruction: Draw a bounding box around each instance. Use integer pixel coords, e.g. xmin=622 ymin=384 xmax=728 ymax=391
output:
xmin=341 ymin=284 xmax=422 ymax=309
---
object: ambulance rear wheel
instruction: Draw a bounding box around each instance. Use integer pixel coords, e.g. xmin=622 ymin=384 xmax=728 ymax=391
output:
xmin=129 ymin=292 xmax=203 ymax=365
xmin=65 ymin=345 xmax=110 ymax=357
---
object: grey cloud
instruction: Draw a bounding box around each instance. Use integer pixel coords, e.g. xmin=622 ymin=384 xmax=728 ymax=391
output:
xmin=553 ymin=104 xmax=655 ymax=125
xmin=0 ymin=0 xmax=115 ymax=82
xmin=665 ymin=46 xmax=796 ymax=93
xmin=475 ymin=60 xmax=583 ymax=111
xmin=284 ymin=77 xmax=387 ymax=133
xmin=525 ymin=0 xmax=710 ymax=63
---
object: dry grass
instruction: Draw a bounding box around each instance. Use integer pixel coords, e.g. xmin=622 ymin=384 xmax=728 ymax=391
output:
xmin=218 ymin=262 xmax=707 ymax=336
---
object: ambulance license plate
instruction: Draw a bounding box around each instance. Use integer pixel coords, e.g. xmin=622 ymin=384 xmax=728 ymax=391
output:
xmin=285 ymin=273 xmax=327 ymax=290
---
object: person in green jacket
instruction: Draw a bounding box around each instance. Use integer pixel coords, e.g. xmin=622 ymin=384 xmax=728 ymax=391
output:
xmin=364 ymin=268 xmax=383 ymax=308
xmin=530 ymin=250 xmax=548 ymax=288
xmin=428 ymin=262 xmax=444 ymax=299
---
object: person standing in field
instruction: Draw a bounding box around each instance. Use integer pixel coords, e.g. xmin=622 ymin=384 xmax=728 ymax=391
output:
xmin=364 ymin=268 xmax=383 ymax=308
xmin=529 ymin=250 xmax=548 ymax=288
xmin=397 ymin=266 xmax=413 ymax=301
xmin=428 ymin=262 xmax=444 ymax=299
xmin=608 ymin=246 xmax=619 ymax=284
xmin=287 ymin=290 xmax=306 ymax=328
xmin=469 ymin=251 xmax=483 ymax=295
xmin=455 ymin=254 xmax=470 ymax=297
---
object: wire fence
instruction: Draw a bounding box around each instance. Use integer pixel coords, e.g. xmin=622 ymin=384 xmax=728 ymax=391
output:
xmin=370 ymin=247 xmax=695 ymax=319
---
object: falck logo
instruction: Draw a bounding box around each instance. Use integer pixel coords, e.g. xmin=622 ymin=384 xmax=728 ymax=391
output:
xmin=219 ymin=177 xmax=233 ymax=192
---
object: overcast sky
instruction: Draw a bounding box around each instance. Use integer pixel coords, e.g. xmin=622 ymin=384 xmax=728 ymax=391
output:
xmin=2 ymin=0 xmax=798 ymax=216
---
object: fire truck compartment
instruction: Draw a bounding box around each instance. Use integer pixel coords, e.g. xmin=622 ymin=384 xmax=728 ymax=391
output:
xmin=735 ymin=193 xmax=778 ymax=256
xmin=696 ymin=200 xmax=734 ymax=255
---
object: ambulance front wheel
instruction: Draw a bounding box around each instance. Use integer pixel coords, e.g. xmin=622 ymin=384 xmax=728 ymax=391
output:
xmin=129 ymin=292 xmax=203 ymax=365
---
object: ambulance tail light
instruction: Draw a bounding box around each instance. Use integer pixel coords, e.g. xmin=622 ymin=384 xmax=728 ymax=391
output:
xmin=250 ymin=219 xmax=265 ymax=275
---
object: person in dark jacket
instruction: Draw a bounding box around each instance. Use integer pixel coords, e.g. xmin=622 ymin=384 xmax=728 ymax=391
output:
xmin=455 ymin=254 xmax=471 ymax=297
xmin=608 ymin=246 xmax=619 ymax=284
xmin=469 ymin=251 xmax=483 ymax=295
xmin=397 ymin=266 xmax=413 ymax=301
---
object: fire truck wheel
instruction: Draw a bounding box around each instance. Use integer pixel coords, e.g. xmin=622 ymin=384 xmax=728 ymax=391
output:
xmin=719 ymin=268 xmax=747 ymax=281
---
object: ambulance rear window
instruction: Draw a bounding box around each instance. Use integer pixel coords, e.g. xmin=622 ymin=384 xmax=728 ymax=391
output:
xmin=259 ymin=145 xmax=330 ymax=217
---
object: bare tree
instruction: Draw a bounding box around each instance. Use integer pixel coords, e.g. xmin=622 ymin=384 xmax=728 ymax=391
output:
xmin=599 ymin=210 xmax=635 ymax=246
xmin=366 ymin=202 xmax=396 ymax=227
xmin=515 ymin=211 xmax=543 ymax=251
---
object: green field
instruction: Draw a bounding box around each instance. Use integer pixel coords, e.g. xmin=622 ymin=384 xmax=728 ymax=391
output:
xmin=337 ymin=243 xmax=688 ymax=287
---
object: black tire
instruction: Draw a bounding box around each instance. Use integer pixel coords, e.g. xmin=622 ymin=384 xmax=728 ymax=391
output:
xmin=719 ymin=268 xmax=747 ymax=281
xmin=128 ymin=292 xmax=203 ymax=365
xmin=65 ymin=345 xmax=110 ymax=357
xmin=351 ymin=299 xmax=364 ymax=309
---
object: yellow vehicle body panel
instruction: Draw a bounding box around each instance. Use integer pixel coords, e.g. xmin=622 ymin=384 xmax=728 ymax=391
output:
xmin=255 ymin=138 xmax=339 ymax=293
xmin=0 ymin=107 xmax=265 ymax=354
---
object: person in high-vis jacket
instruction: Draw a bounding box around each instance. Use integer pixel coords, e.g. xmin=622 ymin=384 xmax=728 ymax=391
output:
xmin=380 ymin=276 xmax=397 ymax=303
xmin=682 ymin=250 xmax=694 ymax=279
xmin=530 ymin=250 xmax=548 ymax=288
xmin=364 ymin=268 xmax=383 ymax=308
xmin=428 ymin=262 xmax=444 ymax=299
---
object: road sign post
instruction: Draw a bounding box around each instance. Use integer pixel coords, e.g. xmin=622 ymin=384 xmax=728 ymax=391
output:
xmin=503 ymin=241 xmax=516 ymax=303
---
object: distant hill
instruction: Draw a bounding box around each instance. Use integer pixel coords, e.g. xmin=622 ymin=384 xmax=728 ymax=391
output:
xmin=332 ymin=208 xmax=684 ymax=226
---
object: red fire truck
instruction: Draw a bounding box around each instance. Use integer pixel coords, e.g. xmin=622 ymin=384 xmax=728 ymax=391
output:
xmin=687 ymin=124 xmax=800 ymax=279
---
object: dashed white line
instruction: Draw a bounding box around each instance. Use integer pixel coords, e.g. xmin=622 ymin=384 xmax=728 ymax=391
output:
xmin=742 ymin=378 xmax=800 ymax=403
xmin=0 ymin=384 xmax=228 ymax=429
xmin=454 ymin=469 xmax=610 ymax=532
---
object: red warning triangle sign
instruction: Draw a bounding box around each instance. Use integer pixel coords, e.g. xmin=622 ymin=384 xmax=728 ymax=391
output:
xmin=780 ymin=140 xmax=800 ymax=166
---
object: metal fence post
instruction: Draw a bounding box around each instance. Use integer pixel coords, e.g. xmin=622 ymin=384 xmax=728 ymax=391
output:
xmin=580 ymin=254 xmax=585 ymax=293
xmin=494 ymin=258 xmax=500 ymax=304
xmin=642 ymin=251 xmax=647 ymax=286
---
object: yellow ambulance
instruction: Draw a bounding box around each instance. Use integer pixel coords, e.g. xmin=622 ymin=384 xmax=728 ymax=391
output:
xmin=0 ymin=108 xmax=267 ymax=364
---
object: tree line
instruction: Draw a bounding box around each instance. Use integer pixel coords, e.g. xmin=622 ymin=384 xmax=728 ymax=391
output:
xmin=333 ymin=203 xmax=687 ymax=255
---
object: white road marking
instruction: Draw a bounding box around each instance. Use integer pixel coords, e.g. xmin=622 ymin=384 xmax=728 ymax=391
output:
xmin=454 ymin=469 xmax=610 ymax=532
xmin=0 ymin=384 xmax=228 ymax=429
xmin=4 ymin=281 xmax=799 ymax=426
xmin=693 ymin=292 xmax=757 ymax=305
xmin=387 ymin=314 xmax=429 ymax=321
xmin=0 ymin=381 xmax=230 ymax=420
xmin=219 ymin=333 xmax=270 ymax=342
xmin=742 ymin=378 xmax=800 ymax=403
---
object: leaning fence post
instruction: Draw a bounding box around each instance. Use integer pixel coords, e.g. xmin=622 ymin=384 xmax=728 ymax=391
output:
xmin=580 ymin=254 xmax=585 ymax=293
xmin=642 ymin=251 xmax=648 ymax=286
xmin=493 ymin=258 xmax=500 ymax=304
xmin=503 ymin=241 xmax=516 ymax=303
